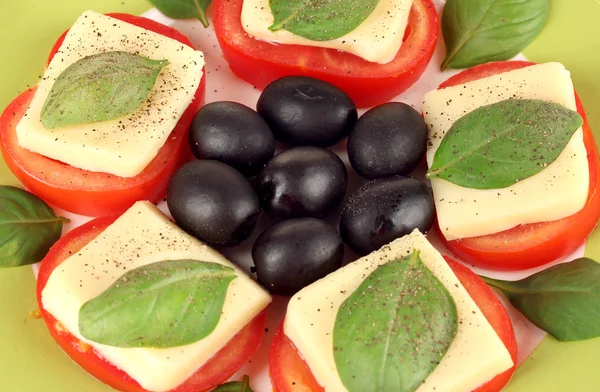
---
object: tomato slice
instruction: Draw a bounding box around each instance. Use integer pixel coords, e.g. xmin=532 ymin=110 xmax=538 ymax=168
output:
xmin=213 ymin=0 xmax=438 ymax=108
xmin=444 ymin=257 xmax=517 ymax=392
xmin=0 ymin=13 xmax=206 ymax=217
xmin=36 ymin=215 xmax=266 ymax=392
xmin=269 ymin=256 xmax=517 ymax=392
xmin=436 ymin=61 xmax=600 ymax=270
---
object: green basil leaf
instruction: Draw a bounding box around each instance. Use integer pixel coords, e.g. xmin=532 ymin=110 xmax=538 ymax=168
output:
xmin=79 ymin=259 xmax=236 ymax=348
xmin=149 ymin=0 xmax=212 ymax=27
xmin=268 ymin=0 xmax=379 ymax=41
xmin=213 ymin=376 xmax=253 ymax=392
xmin=333 ymin=251 xmax=458 ymax=392
xmin=41 ymin=51 xmax=168 ymax=130
xmin=482 ymin=258 xmax=600 ymax=342
xmin=441 ymin=0 xmax=549 ymax=70
xmin=0 ymin=186 xmax=66 ymax=268
xmin=427 ymin=99 xmax=582 ymax=189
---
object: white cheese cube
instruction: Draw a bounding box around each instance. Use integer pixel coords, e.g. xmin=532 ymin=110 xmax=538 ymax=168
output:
xmin=241 ymin=0 xmax=413 ymax=64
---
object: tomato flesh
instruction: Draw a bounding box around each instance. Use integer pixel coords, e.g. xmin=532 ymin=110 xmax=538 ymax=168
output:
xmin=269 ymin=256 xmax=517 ymax=392
xmin=213 ymin=0 xmax=438 ymax=108
xmin=36 ymin=215 xmax=266 ymax=392
xmin=0 ymin=13 xmax=206 ymax=217
xmin=437 ymin=61 xmax=600 ymax=270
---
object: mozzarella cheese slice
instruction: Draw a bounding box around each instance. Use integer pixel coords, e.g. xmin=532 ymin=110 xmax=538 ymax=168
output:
xmin=241 ymin=0 xmax=413 ymax=64
xmin=284 ymin=230 xmax=513 ymax=392
xmin=423 ymin=62 xmax=589 ymax=241
xmin=17 ymin=11 xmax=204 ymax=178
xmin=41 ymin=201 xmax=271 ymax=392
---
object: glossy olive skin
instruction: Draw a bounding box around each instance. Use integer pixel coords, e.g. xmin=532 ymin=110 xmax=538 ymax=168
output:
xmin=348 ymin=102 xmax=428 ymax=179
xmin=257 ymin=76 xmax=358 ymax=147
xmin=258 ymin=147 xmax=347 ymax=219
xmin=340 ymin=177 xmax=435 ymax=255
xmin=252 ymin=218 xmax=344 ymax=296
xmin=167 ymin=160 xmax=260 ymax=247
xmin=189 ymin=101 xmax=275 ymax=176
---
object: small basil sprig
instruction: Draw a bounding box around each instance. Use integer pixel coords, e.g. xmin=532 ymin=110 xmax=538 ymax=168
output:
xmin=79 ymin=259 xmax=236 ymax=348
xmin=148 ymin=0 xmax=212 ymax=27
xmin=0 ymin=186 xmax=67 ymax=268
xmin=441 ymin=0 xmax=549 ymax=70
xmin=269 ymin=0 xmax=379 ymax=41
xmin=482 ymin=258 xmax=600 ymax=341
xmin=41 ymin=51 xmax=168 ymax=129
xmin=213 ymin=376 xmax=253 ymax=392
xmin=427 ymin=99 xmax=582 ymax=189
xmin=333 ymin=251 xmax=458 ymax=392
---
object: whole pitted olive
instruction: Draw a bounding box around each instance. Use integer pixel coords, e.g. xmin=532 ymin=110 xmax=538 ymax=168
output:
xmin=258 ymin=147 xmax=347 ymax=220
xmin=189 ymin=101 xmax=275 ymax=176
xmin=252 ymin=218 xmax=344 ymax=296
xmin=340 ymin=176 xmax=435 ymax=255
xmin=348 ymin=102 xmax=428 ymax=179
xmin=167 ymin=160 xmax=260 ymax=247
xmin=257 ymin=76 xmax=357 ymax=147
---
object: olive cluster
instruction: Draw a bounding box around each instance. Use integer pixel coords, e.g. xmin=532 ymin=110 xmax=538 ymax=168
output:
xmin=167 ymin=76 xmax=433 ymax=296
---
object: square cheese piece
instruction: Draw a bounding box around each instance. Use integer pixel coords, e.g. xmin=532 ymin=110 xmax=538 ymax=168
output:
xmin=241 ymin=0 xmax=413 ymax=64
xmin=423 ymin=62 xmax=589 ymax=240
xmin=41 ymin=202 xmax=271 ymax=392
xmin=17 ymin=11 xmax=204 ymax=177
xmin=284 ymin=230 xmax=514 ymax=392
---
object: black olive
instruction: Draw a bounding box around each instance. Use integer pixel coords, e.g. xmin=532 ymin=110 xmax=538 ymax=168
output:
xmin=258 ymin=147 xmax=347 ymax=219
xmin=189 ymin=101 xmax=275 ymax=176
xmin=167 ymin=160 xmax=260 ymax=247
xmin=257 ymin=76 xmax=357 ymax=147
xmin=252 ymin=218 xmax=344 ymax=296
xmin=348 ymin=102 xmax=428 ymax=179
xmin=340 ymin=177 xmax=434 ymax=255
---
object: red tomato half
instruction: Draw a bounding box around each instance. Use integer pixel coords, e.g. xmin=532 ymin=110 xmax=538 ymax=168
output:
xmin=36 ymin=215 xmax=266 ymax=392
xmin=269 ymin=256 xmax=517 ymax=392
xmin=213 ymin=0 xmax=438 ymax=108
xmin=436 ymin=61 xmax=600 ymax=270
xmin=0 ymin=14 xmax=206 ymax=217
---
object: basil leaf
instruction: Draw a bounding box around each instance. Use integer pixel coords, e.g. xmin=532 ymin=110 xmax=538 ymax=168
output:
xmin=269 ymin=0 xmax=379 ymax=41
xmin=427 ymin=99 xmax=582 ymax=189
xmin=0 ymin=186 xmax=66 ymax=268
xmin=333 ymin=251 xmax=458 ymax=392
xmin=482 ymin=258 xmax=600 ymax=342
xmin=79 ymin=259 xmax=236 ymax=348
xmin=41 ymin=51 xmax=168 ymax=129
xmin=441 ymin=0 xmax=549 ymax=70
xmin=149 ymin=0 xmax=212 ymax=27
xmin=213 ymin=376 xmax=253 ymax=392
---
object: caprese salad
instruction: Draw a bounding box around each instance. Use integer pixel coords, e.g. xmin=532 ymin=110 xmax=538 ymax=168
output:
xmin=424 ymin=61 xmax=600 ymax=270
xmin=0 ymin=11 xmax=206 ymax=216
xmin=37 ymin=201 xmax=271 ymax=392
xmin=270 ymin=230 xmax=518 ymax=392
xmin=212 ymin=0 xmax=439 ymax=108
xmin=1 ymin=1 xmax=600 ymax=392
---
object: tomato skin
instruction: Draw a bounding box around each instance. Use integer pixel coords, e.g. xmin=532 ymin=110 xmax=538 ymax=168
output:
xmin=213 ymin=0 xmax=438 ymax=108
xmin=444 ymin=257 xmax=517 ymax=392
xmin=270 ymin=324 xmax=324 ymax=392
xmin=269 ymin=256 xmax=517 ymax=392
xmin=36 ymin=215 xmax=266 ymax=392
xmin=0 ymin=13 xmax=206 ymax=217
xmin=436 ymin=61 xmax=600 ymax=270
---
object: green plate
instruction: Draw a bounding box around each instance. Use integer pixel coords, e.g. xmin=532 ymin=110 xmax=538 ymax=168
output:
xmin=1 ymin=0 xmax=599 ymax=390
